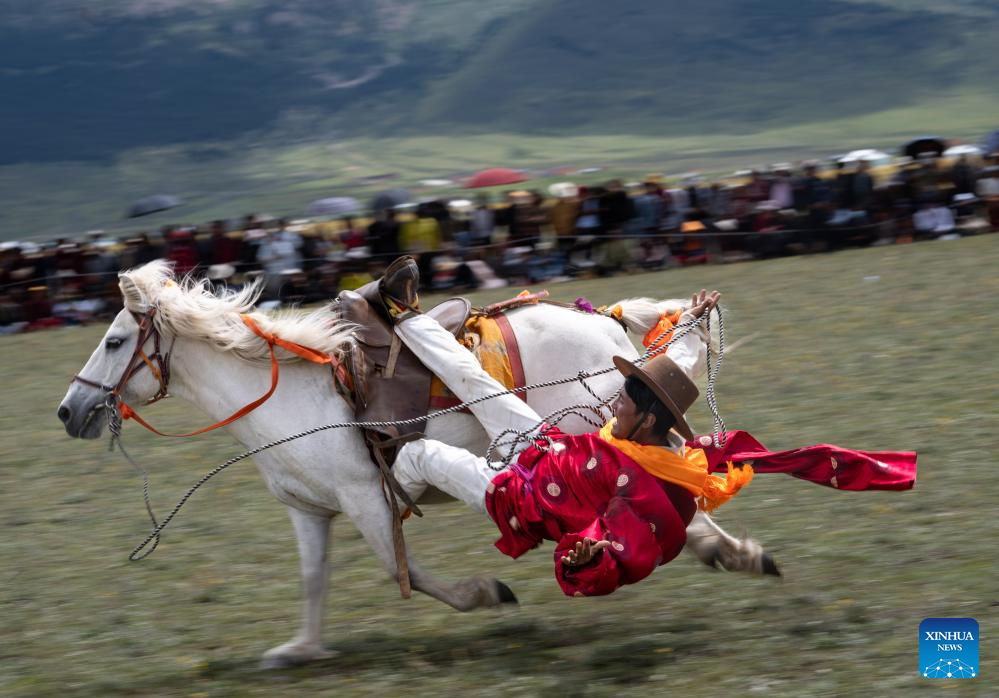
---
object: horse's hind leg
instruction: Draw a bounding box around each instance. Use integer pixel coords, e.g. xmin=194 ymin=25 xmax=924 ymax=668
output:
xmin=339 ymin=481 xmax=518 ymax=612
xmin=685 ymin=511 xmax=781 ymax=577
xmin=262 ymin=508 xmax=336 ymax=669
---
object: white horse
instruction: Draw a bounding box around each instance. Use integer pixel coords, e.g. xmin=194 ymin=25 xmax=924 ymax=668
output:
xmin=57 ymin=261 xmax=775 ymax=668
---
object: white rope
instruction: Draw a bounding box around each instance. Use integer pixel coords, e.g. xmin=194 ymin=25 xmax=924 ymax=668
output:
xmin=116 ymin=309 xmax=725 ymax=559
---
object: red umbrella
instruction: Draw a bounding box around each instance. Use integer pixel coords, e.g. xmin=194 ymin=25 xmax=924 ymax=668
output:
xmin=465 ymin=167 xmax=528 ymax=189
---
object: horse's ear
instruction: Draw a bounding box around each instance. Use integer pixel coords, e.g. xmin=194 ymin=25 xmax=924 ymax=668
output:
xmin=119 ymin=274 xmax=147 ymax=311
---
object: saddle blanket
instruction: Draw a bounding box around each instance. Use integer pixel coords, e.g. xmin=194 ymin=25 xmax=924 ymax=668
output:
xmin=429 ymin=313 xmax=526 ymax=409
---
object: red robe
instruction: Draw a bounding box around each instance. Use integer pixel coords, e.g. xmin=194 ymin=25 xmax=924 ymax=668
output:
xmin=691 ymin=431 xmax=917 ymax=492
xmin=484 ymin=428 xmax=916 ymax=598
xmin=485 ymin=429 xmax=697 ymax=597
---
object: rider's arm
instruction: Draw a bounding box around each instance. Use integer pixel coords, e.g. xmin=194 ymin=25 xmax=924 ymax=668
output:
xmin=552 ymin=498 xmax=669 ymax=597
xmin=667 ymin=312 xmax=709 ymax=378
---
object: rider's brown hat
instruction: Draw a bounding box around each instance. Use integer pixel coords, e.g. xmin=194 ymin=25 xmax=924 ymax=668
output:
xmin=612 ymin=353 xmax=698 ymax=440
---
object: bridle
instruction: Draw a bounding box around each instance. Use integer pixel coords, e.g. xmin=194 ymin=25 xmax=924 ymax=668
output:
xmin=70 ymin=306 xmax=345 ymax=438
xmin=73 ymin=307 xmax=173 ymax=413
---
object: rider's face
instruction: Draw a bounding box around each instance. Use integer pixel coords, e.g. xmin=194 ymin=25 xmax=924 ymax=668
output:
xmin=610 ymin=389 xmax=647 ymax=440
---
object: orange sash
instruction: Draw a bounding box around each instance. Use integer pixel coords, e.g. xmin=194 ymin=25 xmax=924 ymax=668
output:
xmin=598 ymin=420 xmax=753 ymax=512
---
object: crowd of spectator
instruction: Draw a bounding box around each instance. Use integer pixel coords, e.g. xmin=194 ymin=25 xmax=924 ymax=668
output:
xmin=2 ymin=152 xmax=997 ymax=335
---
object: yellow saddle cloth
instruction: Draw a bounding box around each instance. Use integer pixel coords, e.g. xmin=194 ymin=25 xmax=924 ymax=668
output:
xmin=429 ymin=313 xmax=526 ymax=409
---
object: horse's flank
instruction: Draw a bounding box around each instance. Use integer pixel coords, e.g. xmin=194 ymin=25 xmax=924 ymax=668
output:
xmin=118 ymin=260 xmax=353 ymax=364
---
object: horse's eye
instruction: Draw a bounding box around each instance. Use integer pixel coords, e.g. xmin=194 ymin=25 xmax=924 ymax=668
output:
xmin=105 ymin=337 xmax=125 ymax=349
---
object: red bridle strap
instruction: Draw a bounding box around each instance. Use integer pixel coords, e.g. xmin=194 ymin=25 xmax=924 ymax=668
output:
xmin=119 ymin=313 xmax=342 ymax=437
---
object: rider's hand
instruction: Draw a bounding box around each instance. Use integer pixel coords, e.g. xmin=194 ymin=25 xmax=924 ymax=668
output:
xmin=687 ymin=289 xmax=721 ymax=318
xmin=561 ymin=537 xmax=611 ymax=568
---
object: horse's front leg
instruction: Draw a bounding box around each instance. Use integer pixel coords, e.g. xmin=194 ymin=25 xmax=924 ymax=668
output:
xmin=262 ymin=507 xmax=335 ymax=668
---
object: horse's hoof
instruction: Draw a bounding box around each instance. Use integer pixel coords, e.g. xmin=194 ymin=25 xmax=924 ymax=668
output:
xmin=261 ymin=642 xmax=335 ymax=669
xmin=495 ymin=580 xmax=519 ymax=605
xmin=762 ymin=553 xmax=781 ymax=577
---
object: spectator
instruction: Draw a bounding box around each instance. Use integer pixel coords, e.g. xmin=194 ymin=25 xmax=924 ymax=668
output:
xmin=400 ymin=203 xmax=442 ymax=254
xmin=852 ymin=160 xmax=876 ymax=212
xmin=339 ymin=217 xmax=366 ymax=250
xmin=368 ymin=208 xmax=402 ymax=259
xmin=745 ymin=170 xmax=770 ymax=204
xmin=951 ymin=155 xmax=977 ymax=195
xmin=600 ymin=180 xmax=635 ymax=233
xmin=508 ymin=191 xmax=545 ymax=244
xmin=240 ymin=214 xmax=267 ymax=272
xmin=470 ymin=195 xmax=495 ymax=246
xmin=769 ymin=166 xmax=795 ymax=210
xmin=976 ymin=165 xmax=999 ymax=229
xmin=206 ymin=220 xmax=242 ymax=265
xmin=165 ymin=229 xmax=200 ymax=276
xmin=632 ymin=181 xmax=665 ymax=234
xmin=256 ymin=219 xmax=303 ymax=296
xmin=913 ymin=202 xmax=955 ymax=239
xmin=795 ymin=163 xmax=832 ymax=249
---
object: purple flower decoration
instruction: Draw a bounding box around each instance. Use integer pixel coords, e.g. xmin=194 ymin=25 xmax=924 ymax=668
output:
xmin=574 ymin=296 xmax=595 ymax=313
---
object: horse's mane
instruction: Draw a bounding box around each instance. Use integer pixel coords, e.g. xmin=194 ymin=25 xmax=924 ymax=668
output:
xmin=118 ymin=260 xmax=353 ymax=363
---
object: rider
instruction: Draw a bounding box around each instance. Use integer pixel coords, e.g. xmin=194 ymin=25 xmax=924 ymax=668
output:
xmin=377 ymin=256 xmax=749 ymax=597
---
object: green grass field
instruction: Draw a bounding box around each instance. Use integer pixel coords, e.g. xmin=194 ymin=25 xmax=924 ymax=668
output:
xmin=2 ymin=236 xmax=997 ymax=697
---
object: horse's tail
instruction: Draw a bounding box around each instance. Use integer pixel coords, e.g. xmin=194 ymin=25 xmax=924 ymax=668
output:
xmin=611 ymin=296 xmax=722 ymax=361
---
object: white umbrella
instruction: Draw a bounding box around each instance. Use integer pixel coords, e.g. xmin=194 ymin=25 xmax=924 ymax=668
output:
xmin=839 ymin=149 xmax=891 ymax=165
xmin=306 ymin=197 xmax=360 ymax=217
xmin=548 ymin=182 xmax=579 ymax=198
xmin=128 ymin=194 xmax=182 ymax=218
xmin=943 ymin=144 xmax=982 ymax=158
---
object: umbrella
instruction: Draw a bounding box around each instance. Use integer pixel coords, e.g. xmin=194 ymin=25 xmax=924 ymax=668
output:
xmin=902 ymin=137 xmax=946 ymax=159
xmin=306 ymin=197 xmax=360 ymax=217
xmin=370 ymin=188 xmax=412 ymax=212
xmin=839 ymin=149 xmax=891 ymax=165
xmin=465 ymin=167 xmax=528 ymax=189
xmin=943 ymin=144 xmax=982 ymax=158
xmin=128 ymin=194 xmax=182 ymax=219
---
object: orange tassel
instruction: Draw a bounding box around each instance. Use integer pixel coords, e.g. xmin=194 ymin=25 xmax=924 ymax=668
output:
xmin=698 ymin=462 xmax=754 ymax=512
xmin=642 ymin=310 xmax=682 ymax=354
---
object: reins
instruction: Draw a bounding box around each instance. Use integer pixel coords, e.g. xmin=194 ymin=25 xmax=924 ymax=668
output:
xmin=75 ymin=309 xmax=350 ymax=438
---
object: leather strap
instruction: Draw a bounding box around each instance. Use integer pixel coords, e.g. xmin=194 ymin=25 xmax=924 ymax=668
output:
xmin=118 ymin=314 xmax=345 ymax=438
xmin=493 ymin=312 xmax=528 ymax=403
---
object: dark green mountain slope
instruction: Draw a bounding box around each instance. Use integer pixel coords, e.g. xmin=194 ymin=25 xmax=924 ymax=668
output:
xmin=0 ymin=0 xmax=996 ymax=167
xmin=0 ymin=1 xmax=531 ymax=164
xmin=414 ymin=0 xmax=999 ymax=135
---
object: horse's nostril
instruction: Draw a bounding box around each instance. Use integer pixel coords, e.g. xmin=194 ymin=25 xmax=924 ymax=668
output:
xmin=58 ymin=405 xmax=72 ymax=424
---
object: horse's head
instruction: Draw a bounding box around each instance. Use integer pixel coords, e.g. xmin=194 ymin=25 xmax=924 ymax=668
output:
xmin=57 ymin=274 xmax=170 ymax=438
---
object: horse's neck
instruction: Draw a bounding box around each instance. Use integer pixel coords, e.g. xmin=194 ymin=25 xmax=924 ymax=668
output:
xmin=166 ymin=337 xmax=352 ymax=443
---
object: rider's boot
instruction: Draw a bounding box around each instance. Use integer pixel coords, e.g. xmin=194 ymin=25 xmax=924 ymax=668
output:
xmin=380 ymin=255 xmax=420 ymax=320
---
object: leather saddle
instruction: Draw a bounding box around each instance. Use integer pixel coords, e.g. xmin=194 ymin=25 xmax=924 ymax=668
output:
xmin=335 ymin=279 xmax=471 ymax=440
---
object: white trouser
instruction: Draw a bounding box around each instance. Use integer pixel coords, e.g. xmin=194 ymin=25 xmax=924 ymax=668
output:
xmin=393 ymin=314 xmax=542 ymax=512
xmin=391 ymin=310 xmax=706 ymax=512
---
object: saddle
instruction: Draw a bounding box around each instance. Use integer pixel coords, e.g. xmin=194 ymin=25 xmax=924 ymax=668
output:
xmin=332 ymin=282 xmax=547 ymax=599
xmin=336 ymin=279 xmax=471 ymax=440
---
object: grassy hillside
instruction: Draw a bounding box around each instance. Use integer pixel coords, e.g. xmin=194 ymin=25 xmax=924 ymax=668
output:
xmin=2 ymin=237 xmax=997 ymax=696
xmin=415 ymin=0 xmax=999 ymax=135
xmin=2 ymin=0 xmax=997 ymax=164
xmin=5 ymin=88 xmax=999 ymax=240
